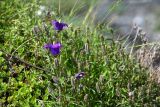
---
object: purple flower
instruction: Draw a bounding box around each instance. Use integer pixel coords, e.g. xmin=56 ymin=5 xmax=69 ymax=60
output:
xmin=44 ymin=42 xmax=62 ymax=56
xmin=75 ymin=72 xmax=85 ymax=80
xmin=52 ymin=20 xmax=68 ymax=31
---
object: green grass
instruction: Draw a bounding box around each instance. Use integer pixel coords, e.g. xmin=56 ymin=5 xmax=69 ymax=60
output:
xmin=0 ymin=0 xmax=160 ymax=106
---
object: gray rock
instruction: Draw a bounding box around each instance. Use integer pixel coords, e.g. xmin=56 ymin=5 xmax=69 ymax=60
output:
xmin=94 ymin=0 xmax=160 ymax=42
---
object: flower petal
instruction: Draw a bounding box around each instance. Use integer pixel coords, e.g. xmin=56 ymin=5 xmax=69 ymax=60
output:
xmin=44 ymin=42 xmax=62 ymax=56
xmin=50 ymin=48 xmax=60 ymax=55
xmin=51 ymin=20 xmax=68 ymax=31
xmin=43 ymin=44 xmax=53 ymax=49
xmin=75 ymin=72 xmax=85 ymax=79
xmin=52 ymin=42 xmax=62 ymax=48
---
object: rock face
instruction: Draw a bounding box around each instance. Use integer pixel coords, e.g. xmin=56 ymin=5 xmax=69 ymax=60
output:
xmin=95 ymin=0 xmax=160 ymax=41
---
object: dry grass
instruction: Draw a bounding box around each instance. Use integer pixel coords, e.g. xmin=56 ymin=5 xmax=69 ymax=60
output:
xmin=133 ymin=25 xmax=160 ymax=84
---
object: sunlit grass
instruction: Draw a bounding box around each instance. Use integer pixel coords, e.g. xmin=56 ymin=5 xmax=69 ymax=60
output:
xmin=0 ymin=0 xmax=160 ymax=106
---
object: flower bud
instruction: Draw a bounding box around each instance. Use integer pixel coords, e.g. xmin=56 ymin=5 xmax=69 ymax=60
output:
xmin=71 ymin=76 xmax=75 ymax=88
xmin=84 ymin=43 xmax=89 ymax=54
xmin=99 ymin=75 xmax=104 ymax=84
xmin=54 ymin=58 xmax=59 ymax=68
xmin=84 ymin=94 xmax=88 ymax=102
xmin=96 ymin=82 xmax=100 ymax=93
xmin=32 ymin=26 xmax=41 ymax=36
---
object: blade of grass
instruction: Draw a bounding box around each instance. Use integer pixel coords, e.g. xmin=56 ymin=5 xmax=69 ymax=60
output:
xmin=69 ymin=0 xmax=80 ymax=17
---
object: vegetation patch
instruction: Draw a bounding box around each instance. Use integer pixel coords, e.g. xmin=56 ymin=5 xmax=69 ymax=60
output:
xmin=0 ymin=0 xmax=160 ymax=106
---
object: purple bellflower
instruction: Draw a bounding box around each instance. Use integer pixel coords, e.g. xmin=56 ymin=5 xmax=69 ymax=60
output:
xmin=44 ymin=42 xmax=62 ymax=56
xmin=52 ymin=20 xmax=68 ymax=31
xmin=75 ymin=72 xmax=85 ymax=80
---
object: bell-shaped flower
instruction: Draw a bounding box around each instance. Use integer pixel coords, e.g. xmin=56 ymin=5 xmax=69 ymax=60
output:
xmin=52 ymin=20 xmax=68 ymax=31
xmin=44 ymin=42 xmax=62 ymax=56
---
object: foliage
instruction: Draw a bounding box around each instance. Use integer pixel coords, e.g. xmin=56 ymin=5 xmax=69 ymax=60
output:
xmin=0 ymin=0 xmax=160 ymax=106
